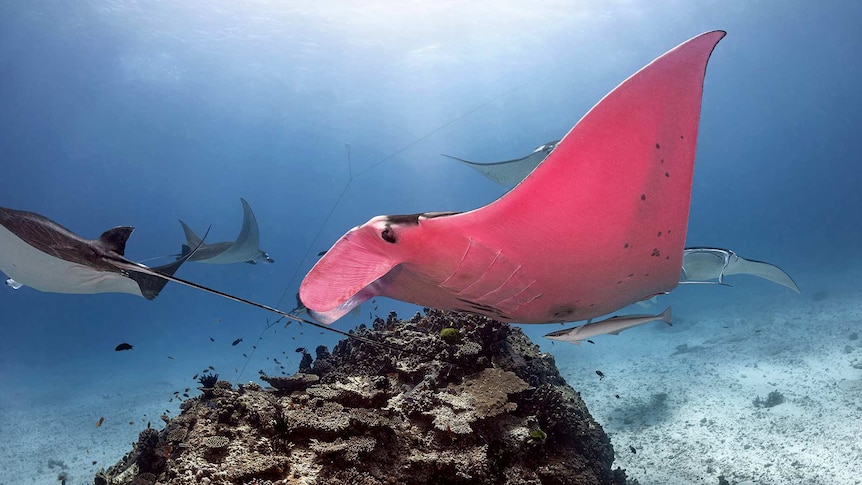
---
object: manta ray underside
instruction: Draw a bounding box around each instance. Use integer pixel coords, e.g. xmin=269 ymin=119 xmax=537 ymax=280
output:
xmin=178 ymin=198 xmax=273 ymax=265
xmin=300 ymin=31 xmax=728 ymax=325
xmin=0 ymin=206 xmax=191 ymax=299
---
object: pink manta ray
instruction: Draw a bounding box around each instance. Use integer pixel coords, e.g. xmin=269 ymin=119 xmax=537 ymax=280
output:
xmin=300 ymin=31 xmax=727 ymax=325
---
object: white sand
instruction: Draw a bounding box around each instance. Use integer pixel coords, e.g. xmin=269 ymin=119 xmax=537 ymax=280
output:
xmin=0 ymin=377 xmax=180 ymax=485
xmin=548 ymin=286 xmax=862 ymax=485
xmin=2 ymin=282 xmax=860 ymax=485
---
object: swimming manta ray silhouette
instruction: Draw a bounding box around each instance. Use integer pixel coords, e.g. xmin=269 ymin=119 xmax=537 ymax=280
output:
xmin=299 ymin=31 xmax=727 ymax=325
xmin=2 ymin=31 xmax=731 ymax=352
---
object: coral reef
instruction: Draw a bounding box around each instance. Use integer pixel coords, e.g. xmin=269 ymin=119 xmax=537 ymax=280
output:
xmin=198 ymin=373 xmax=219 ymax=389
xmin=95 ymin=309 xmax=630 ymax=485
xmin=753 ymin=390 xmax=786 ymax=408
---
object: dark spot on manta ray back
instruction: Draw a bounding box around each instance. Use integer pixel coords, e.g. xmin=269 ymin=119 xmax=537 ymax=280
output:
xmin=641 ymin=194 xmax=646 ymax=201
xmin=651 ymin=248 xmax=660 ymax=257
xmin=550 ymin=305 xmax=576 ymax=319
xmin=623 ymin=243 xmax=630 ymax=249
xmin=665 ymin=172 xmax=670 ymax=177
xmin=657 ymin=231 xmax=662 ymax=237
xmin=655 ymin=143 xmax=660 ymax=149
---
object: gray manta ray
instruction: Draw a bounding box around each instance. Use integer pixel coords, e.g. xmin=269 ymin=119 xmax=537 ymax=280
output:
xmin=442 ymin=140 xmax=560 ymax=186
xmin=680 ymin=247 xmax=800 ymax=293
xmin=0 ymin=206 xmax=192 ymax=299
xmin=179 ymin=198 xmax=273 ymax=265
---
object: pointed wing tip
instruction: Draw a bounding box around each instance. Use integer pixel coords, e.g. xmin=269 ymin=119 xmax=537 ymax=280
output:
xmin=662 ymin=306 xmax=673 ymax=326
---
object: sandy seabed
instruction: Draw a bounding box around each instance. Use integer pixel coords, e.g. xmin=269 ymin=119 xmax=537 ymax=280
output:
xmin=2 ymin=283 xmax=860 ymax=485
xmin=553 ymin=289 xmax=862 ymax=485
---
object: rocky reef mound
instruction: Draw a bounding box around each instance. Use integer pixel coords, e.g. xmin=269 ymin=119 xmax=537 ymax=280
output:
xmin=96 ymin=309 xmax=629 ymax=485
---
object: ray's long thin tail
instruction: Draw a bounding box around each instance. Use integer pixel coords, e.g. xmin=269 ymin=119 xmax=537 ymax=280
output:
xmin=129 ymin=261 xmax=444 ymax=363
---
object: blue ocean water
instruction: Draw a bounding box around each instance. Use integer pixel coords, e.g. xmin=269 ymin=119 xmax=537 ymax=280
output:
xmin=1 ymin=2 xmax=861 ymax=484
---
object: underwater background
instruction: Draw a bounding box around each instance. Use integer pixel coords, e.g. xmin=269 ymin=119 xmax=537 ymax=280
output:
xmin=1 ymin=1 xmax=860 ymax=484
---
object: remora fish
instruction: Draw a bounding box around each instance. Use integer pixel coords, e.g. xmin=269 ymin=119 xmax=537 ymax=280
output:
xmin=544 ymin=307 xmax=672 ymax=344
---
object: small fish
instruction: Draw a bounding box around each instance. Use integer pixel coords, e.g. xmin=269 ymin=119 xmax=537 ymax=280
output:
xmin=295 ymin=347 xmax=306 ymax=353
xmin=232 ymin=338 xmax=243 ymax=346
xmin=167 ymin=356 xmax=174 ymax=360
xmin=208 ymin=365 xmax=215 ymax=370
xmin=114 ymin=343 xmax=133 ymax=351
xmin=629 ymin=445 xmax=637 ymax=454
xmin=192 ymin=373 xmax=199 ymax=380
xmin=92 ymin=461 xmax=97 ymax=465
xmin=209 ymin=337 xmax=215 ymax=342
xmin=596 ymin=370 xmax=606 ymax=380
xmin=615 ymin=394 xmax=621 ymax=399
xmin=586 ymin=340 xmax=595 ymax=344
xmin=544 ymin=307 xmax=672 ymax=344
xmin=95 ymin=416 xmax=105 ymax=427
xmin=5 ymin=278 xmax=22 ymax=289
xmin=273 ymin=358 xmax=281 ymax=365
xmin=242 ymin=353 xmax=247 ymax=358
xmin=317 ymin=250 xmax=327 ymax=257
xmin=206 ymin=400 xmax=216 ymax=410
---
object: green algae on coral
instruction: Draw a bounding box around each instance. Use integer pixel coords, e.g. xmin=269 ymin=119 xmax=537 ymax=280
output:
xmin=439 ymin=326 xmax=461 ymax=344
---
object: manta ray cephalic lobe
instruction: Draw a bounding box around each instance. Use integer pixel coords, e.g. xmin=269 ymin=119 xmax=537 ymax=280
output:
xmin=300 ymin=31 xmax=727 ymax=325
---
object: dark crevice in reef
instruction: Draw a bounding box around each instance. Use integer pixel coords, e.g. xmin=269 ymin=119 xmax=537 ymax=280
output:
xmin=96 ymin=309 xmax=632 ymax=485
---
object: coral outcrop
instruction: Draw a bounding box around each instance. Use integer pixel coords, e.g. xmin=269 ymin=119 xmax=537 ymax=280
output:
xmin=95 ymin=309 xmax=629 ymax=485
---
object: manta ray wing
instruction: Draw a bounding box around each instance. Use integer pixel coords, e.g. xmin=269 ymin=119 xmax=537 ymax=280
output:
xmin=127 ymin=250 xmax=198 ymax=300
xmin=680 ymin=247 xmax=800 ymax=293
xmin=442 ymin=141 xmax=560 ymax=186
xmin=725 ymin=255 xmax=800 ymax=293
xmin=300 ymin=31 xmax=726 ymax=324
xmin=179 ymin=198 xmax=271 ymax=264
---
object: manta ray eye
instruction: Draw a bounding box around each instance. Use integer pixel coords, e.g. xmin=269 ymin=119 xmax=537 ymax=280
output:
xmin=381 ymin=226 xmax=397 ymax=243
